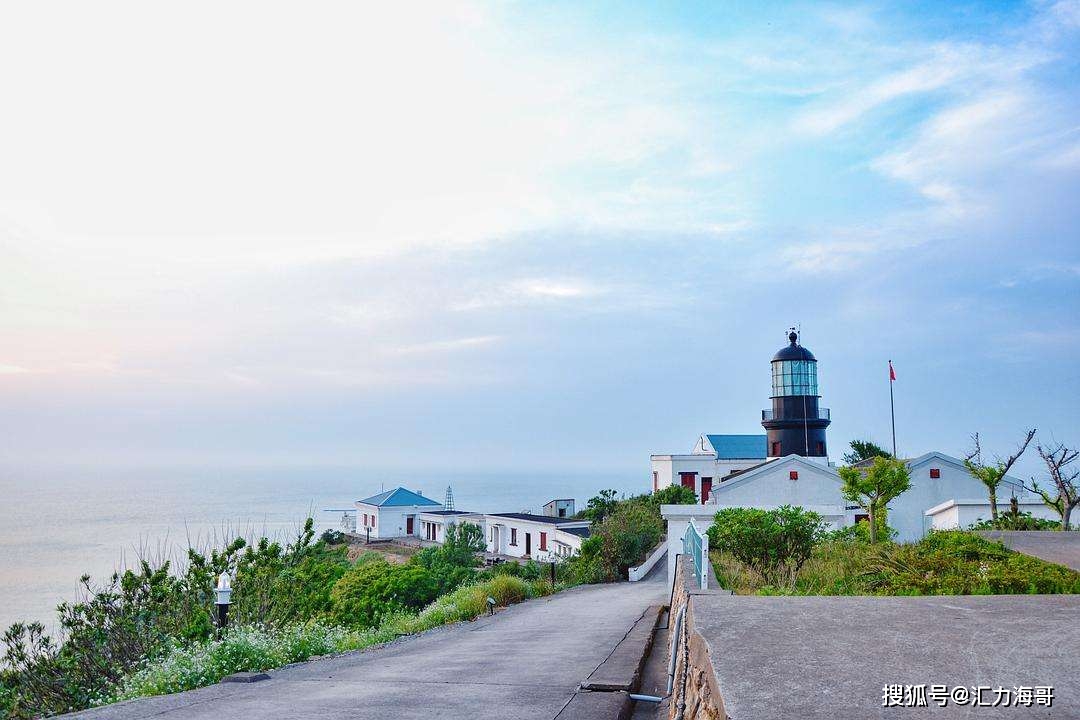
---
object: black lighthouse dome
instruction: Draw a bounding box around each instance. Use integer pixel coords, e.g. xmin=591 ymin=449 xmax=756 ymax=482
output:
xmin=772 ymin=331 xmax=817 ymax=362
xmin=761 ymin=329 xmax=831 ymax=458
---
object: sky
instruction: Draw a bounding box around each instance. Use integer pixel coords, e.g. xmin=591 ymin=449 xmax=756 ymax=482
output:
xmin=0 ymin=0 xmax=1078 ymax=482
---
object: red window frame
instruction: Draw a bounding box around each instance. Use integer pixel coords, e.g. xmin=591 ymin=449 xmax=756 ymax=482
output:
xmin=539 ymin=532 xmax=547 ymax=551
xmin=510 ymin=528 xmax=518 ymax=546
xmin=930 ymin=468 xmax=941 ymax=479
xmin=679 ymin=472 xmax=696 ymax=490
xmin=789 ymin=470 xmax=799 ymax=480
xmin=653 ymin=471 xmax=659 ymax=492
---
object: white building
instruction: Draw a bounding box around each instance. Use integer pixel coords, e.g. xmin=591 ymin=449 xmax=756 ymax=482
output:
xmin=418 ymin=510 xmax=486 ymax=543
xmin=658 ymin=450 xmax=1038 ymax=545
xmin=543 ymin=498 xmax=576 ymax=518
xmin=484 ymin=513 xmax=590 ymax=562
xmin=355 ymin=487 xmax=442 ymax=539
xmin=651 ymin=433 xmax=774 ymax=503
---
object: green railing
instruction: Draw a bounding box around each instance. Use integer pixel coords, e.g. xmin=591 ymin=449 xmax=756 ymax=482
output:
xmin=682 ymin=519 xmax=709 ymax=590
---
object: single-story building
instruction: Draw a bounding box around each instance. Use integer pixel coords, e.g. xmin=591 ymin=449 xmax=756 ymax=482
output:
xmin=355 ymin=486 xmax=442 ymax=539
xmin=418 ymin=510 xmax=486 ymax=543
xmin=925 ymin=498 xmax=1061 ymax=531
xmin=484 ymin=513 xmax=590 ymax=562
xmin=659 ymin=451 xmax=1043 ymax=589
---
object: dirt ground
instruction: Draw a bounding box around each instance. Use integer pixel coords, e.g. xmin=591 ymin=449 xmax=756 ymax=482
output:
xmin=341 ymin=539 xmax=419 ymax=564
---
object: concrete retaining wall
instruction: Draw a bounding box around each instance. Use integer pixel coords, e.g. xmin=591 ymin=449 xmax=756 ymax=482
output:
xmin=667 ymin=554 xmax=727 ymax=720
xmin=628 ymin=541 xmax=667 ymax=582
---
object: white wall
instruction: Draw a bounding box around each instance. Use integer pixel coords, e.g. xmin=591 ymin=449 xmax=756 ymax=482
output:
xmin=484 ymin=516 xmax=586 ymax=561
xmin=651 ymin=454 xmax=761 ymax=500
xmin=708 ymin=457 xmax=847 ymax=510
xmin=926 ymin=499 xmax=1063 ymax=530
xmin=355 ymin=503 xmax=441 ymax=539
xmin=886 ymin=454 xmax=1035 ymax=542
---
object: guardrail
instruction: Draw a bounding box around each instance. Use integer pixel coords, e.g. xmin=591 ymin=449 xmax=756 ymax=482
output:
xmin=681 ymin=519 xmax=709 ymax=590
xmin=761 ymin=407 xmax=831 ymax=421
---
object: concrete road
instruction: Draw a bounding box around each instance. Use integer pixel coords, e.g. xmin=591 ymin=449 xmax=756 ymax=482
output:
xmin=67 ymin=577 xmax=667 ymax=720
xmin=978 ymin=530 xmax=1080 ymax=571
xmin=693 ymin=593 xmax=1080 ymax=718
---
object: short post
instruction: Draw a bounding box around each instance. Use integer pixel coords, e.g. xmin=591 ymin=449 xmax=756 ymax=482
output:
xmin=550 ymin=561 xmax=556 ymax=586
xmin=215 ymin=572 xmax=232 ymax=635
xmin=700 ymin=531 xmax=709 ymax=590
xmin=365 ymin=526 xmax=371 ymax=544
xmin=487 ymin=596 xmax=496 ymax=616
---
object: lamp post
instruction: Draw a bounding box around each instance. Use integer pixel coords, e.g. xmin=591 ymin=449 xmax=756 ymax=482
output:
xmin=215 ymin=572 xmax=232 ymax=634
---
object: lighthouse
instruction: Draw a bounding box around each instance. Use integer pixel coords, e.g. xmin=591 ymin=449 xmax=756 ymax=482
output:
xmin=761 ymin=329 xmax=830 ymax=458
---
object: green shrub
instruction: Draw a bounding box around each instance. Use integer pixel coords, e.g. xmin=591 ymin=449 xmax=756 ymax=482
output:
xmin=967 ymin=511 xmax=1060 ymax=531
xmin=107 ymin=622 xmax=390 ymax=702
xmin=713 ymin=530 xmax=1080 ymax=596
xmin=707 ymin=506 xmax=827 ymax=587
xmin=330 ymin=559 xmax=440 ymax=628
xmin=650 ymin=484 xmax=698 ymax=506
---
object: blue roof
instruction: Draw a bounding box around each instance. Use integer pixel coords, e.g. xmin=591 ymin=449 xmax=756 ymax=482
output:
xmin=357 ymin=487 xmax=442 ymax=507
xmin=705 ymin=434 xmax=767 ymax=459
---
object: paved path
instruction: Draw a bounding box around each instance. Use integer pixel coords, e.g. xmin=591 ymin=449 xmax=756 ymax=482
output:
xmin=68 ymin=578 xmax=666 ymax=720
xmin=692 ymin=593 xmax=1080 ymax=718
xmin=978 ymin=530 xmax=1080 ymax=571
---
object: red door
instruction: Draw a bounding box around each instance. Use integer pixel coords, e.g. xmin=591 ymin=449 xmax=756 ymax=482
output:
xmin=406 ymin=516 xmax=414 ymax=535
xmin=679 ymin=472 xmax=696 ymax=490
xmin=701 ymin=478 xmax=712 ymax=503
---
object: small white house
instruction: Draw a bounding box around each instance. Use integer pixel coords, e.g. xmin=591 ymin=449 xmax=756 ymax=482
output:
xmin=483 ymin=513 xmax=590 ymax=562
xmin=355 ymin=487 xmax=442 ymax=539
xmin=925 ymin=498 xmax=1061 ymax=531
xmin=417 ymin=510 xmax=486 ymax=543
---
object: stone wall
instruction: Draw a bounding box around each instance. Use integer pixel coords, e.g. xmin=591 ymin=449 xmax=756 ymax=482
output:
xmin=667 ymin=554 xmax=727 ymax=720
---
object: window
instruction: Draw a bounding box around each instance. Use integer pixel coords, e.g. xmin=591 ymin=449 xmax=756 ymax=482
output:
xmin=770 ymin=359 xmax=818 ymax=397
xmin=930 ymin=468 xmax=941 ymax=479
xmin=510 ymin=528 xmax=518 ymax=546
xmin=539 ymin=532 xmax=547 ymax=551
xmin=558 ymin=508 xmax=566 ymax=518
xmin=817 ymin=441 xmax=825 ymax=456
xmin=363 ymin=513 xmax=368 ymax=526
xmin=789 ymin=470 xmax=799 ymax=480
xmin=679 ymin=472 xmax=696 ymax=490
xmin=771 ymin=441 xmax=782 ymax=456
xmin=371 ymin=515 xmax=376 ymax=528
xmin=653 ymin=471 xmax=659 ymax=492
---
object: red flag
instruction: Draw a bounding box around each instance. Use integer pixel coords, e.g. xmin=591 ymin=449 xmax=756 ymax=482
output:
xmin=889 ymin=360 xmax=896 ymax=382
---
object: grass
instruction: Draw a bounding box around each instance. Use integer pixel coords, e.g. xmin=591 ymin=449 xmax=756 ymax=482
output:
xmin=711 ymin=531 xmax=1080 ymax=596
xmin=103 ymin=574 xmax=558 ymax=704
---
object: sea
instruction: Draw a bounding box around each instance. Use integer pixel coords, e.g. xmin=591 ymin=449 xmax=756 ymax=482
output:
xmin=0 ymin=465 xmax=639 ymax=633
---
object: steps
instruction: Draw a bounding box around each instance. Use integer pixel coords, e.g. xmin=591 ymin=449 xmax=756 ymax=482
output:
xmin=556 ymin=604 xmax=665 ymax=719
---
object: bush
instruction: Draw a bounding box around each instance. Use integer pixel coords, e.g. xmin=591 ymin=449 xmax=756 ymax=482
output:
xmin=967 ymin=511 xmax=1060 ymax=531
xmin=108 ymin=622 xmax=391 ymax=702
xmin=712 ymin=530 xmax=1080 ymax=596
xmin=650 ymin=484 xmax=698 ymax=507
xmin=330 ymin=559 xmax=440 ymax=628
xmin=707 ymin=506 xmax=827 ymax=587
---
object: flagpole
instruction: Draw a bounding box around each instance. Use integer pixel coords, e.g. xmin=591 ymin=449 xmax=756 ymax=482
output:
xmin=889 ymin=360 xmax=897 ymax=457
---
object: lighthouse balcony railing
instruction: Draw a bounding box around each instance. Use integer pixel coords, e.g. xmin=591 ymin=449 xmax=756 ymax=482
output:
xmin=762 ymin=407 xmax=831 ymax=422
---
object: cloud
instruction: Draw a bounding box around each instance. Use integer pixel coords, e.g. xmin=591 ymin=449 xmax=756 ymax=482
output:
xmin=386 ymin=336 xmax=500 ymax=356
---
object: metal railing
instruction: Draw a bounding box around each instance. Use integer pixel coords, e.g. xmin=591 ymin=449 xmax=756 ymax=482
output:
xmin=761 ymin=407 xmax=831 ymax=421
xmin=681 ymin=519 xmax=709 ymax=590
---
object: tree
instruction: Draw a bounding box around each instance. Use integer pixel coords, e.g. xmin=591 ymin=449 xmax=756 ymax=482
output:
xmin=706 ymin=506 xmax=826 ymax=587
xmin=650 ymin=484 xmax=698 ymax=506
xmin=1031 ymin=442 xmax=1080 ymax=531
xmin=964 ymin=429 xmax=1036 ymax=522
xmin=842 ymin=439 xmax=892 ymax=465
xmin=838 ymin=457 xmax=912 ymax=543
xmin=582 ymin=489 xmax=620 ymax=524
